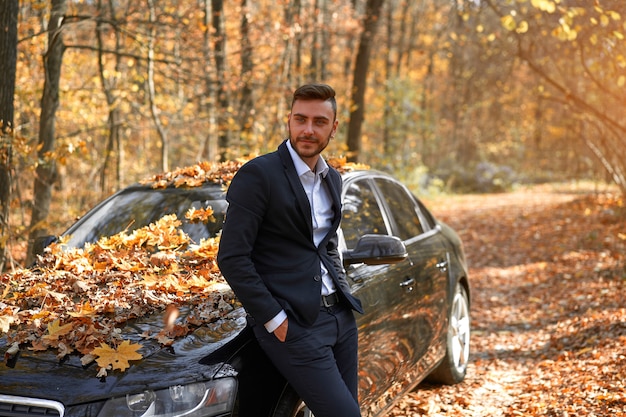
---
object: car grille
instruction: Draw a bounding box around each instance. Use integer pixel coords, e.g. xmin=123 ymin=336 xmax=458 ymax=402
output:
xmin=0 ymin=395 xmax=63 ymax=417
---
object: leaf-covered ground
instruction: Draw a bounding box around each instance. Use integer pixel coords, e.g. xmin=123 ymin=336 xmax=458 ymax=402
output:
xmin=390 ymin=184 xmax=626 ymax=416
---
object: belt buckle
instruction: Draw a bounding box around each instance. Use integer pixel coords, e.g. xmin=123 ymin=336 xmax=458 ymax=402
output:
xmin=322 ymin=293 xmax=337 ymax=308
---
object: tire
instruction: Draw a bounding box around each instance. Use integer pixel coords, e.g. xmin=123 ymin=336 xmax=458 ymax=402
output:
xmin=272 ymin=385 xmax=314 ymax=417
xmin=427 ymin=281 xmax=470 ymax=384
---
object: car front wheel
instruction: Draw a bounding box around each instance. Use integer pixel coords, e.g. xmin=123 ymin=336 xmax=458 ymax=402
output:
xmin=427 ymin=281 xmax=470 ymax=384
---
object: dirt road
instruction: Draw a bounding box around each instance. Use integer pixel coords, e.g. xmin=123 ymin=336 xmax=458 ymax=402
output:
xmin=390 ymin=184 xmax=626 ymax=416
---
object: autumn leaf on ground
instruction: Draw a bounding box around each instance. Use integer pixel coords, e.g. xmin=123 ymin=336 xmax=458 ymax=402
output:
xmin=92 ymin=340 xmax=143 ymax=372
xmin=389 ymin=186 xmax=626 ymax=416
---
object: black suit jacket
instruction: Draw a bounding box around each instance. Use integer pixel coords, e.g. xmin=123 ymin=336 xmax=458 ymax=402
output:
xmin=217 ymin=140 xmax=363 ymax=328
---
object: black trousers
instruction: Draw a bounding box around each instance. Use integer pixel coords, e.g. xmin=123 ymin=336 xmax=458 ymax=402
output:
xmin=252 ymin=302 xmax=361 ymax=417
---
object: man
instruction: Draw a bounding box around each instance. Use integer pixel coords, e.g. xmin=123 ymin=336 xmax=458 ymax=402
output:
xmin=217 ymin=83 xmax=363 ymax=417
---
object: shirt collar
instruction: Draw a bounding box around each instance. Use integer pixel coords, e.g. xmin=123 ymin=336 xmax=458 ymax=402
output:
xmin=286 ymin=139 xmax=329 ymax=178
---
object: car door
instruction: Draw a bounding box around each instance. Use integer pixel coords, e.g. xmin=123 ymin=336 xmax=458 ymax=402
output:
xmin=373 ymin=176 xmax=450 ymax=373
xmin=340 ymin=177 xmax=428 ymax=415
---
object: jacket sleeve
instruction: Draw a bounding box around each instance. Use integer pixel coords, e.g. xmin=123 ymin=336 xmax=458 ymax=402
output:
xmin=216 ymin=161 xmax=284 ymax=325
xmin=325 ymin=233 xmax=350 ymax=294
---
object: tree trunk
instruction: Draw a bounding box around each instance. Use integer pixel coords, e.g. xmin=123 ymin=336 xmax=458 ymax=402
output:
xmin=96 ymin=0 xmax=123 ymax=191
xmin=0 ymin=0 xmax=18 ymax=271
xmin=343 ymin=0 xmax=358 ymax=79
xmin=383 ymin=2 xmax=393 ymax=156
xmin=26 ymin=0 xmax=67 ymax=266
xmin=147 ymin=0 xmax=168 ymax=172
xmin=311 ymin=0 xmax=321 ymax=79
xmin=268 ymin=0 xmax=301 ymax=142
xmin=212 ymin=0 xmax=230 ymax=161
xmin=197 ymin=0 xmax=216 ymax=162
xmin=320 ymin=0 xmax=330 ymax=81
xmin=238 ymin=0 xmax=254 ymax=148
xmin=346 ymin=0 xmax=385 ymax=162
xmin=293 ymin=0 xmax=302 ymax=85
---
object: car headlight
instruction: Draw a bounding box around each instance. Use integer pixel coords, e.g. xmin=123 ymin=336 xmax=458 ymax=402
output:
xmin=96 ymin=378 xmax=237 ymax=417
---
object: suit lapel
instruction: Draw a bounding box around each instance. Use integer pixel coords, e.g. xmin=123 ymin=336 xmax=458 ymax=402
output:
xmin=320 ymin=171 xmax=342 ymax=248
xmin=326 ymin=172 xmax=342 ymax=225
xmin=278 ymin=142 xmax=314 ymax=238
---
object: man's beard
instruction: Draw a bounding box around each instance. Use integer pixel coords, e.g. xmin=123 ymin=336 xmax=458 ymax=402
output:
xmin=289 ymin=133 xmax=332 ymax=158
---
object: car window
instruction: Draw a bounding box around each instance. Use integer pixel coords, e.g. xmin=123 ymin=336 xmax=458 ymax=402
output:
xmin=374 ymin=178 xmax=424 ymax=240
xmin=64 ymin=188 xmax=227 ymax=248
xmin=415 ymin=199 xmax=437 ymax=229
xmin=341 ymin=179 xmax=387 ymax=249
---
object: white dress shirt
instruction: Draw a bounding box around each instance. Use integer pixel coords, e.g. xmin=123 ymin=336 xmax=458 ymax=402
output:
xmin=264 ymin=141 xmax=337 ymax=332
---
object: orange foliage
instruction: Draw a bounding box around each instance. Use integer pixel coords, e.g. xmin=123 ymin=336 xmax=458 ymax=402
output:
xmin=0 ymin=213 xmax=234 ymax=375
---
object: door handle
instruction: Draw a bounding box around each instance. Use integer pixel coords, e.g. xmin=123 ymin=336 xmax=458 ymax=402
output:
xmin=436 ymin=260 xmax=448 ymax=272
xmin=399 ymin=277 xmax=415 ymax=292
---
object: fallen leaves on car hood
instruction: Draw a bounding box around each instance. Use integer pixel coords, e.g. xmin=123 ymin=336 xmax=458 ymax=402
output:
xmin=140 ymin=156 xmax=369 ymax=190
xmin=1 ymin=213 xmax=236 ymax=376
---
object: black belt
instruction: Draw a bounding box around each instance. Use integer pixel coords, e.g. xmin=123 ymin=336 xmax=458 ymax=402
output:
xmin=321 ymin=292 xmax=340 ymax=307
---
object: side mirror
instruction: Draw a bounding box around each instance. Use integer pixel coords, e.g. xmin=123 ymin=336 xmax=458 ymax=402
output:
xmin=343 ymin=234 xmax=408 ymax=267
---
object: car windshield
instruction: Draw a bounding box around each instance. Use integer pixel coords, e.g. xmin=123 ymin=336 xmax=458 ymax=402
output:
xmin=63 ymin=186 xmax=228 ymax=248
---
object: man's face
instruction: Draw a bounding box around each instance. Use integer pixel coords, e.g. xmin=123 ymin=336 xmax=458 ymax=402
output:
xmin=288 ymin=99 xmax=338 ymax=169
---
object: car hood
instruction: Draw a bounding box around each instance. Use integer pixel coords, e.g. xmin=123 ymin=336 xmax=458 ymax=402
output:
xmin=0 ymin=305 xmax=248 ymax=406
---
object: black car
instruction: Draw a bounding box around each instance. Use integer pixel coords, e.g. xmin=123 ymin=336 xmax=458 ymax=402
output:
xmin=0 ymin=162 xmax=470 ymax=417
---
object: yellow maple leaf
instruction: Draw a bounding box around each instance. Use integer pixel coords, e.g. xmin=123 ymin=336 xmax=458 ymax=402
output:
xmin=92 ymin=340 xmax=143 ymax=371
xmin=43 ymin=319 xmax=74 ymax=341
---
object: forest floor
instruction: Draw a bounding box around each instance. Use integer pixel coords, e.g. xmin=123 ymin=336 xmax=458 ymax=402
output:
xmin=389 ymin=183 xmax=626 ymax=417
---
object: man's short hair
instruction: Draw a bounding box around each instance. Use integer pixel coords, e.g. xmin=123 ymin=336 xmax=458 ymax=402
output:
xmin=291 ymin=84 xmax=337 ymax=120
